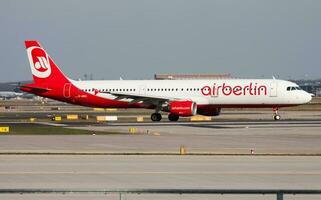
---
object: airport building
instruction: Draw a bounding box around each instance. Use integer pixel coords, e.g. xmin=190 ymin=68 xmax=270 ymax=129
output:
xmin=154 ymin=73 xmax=232 ymax=80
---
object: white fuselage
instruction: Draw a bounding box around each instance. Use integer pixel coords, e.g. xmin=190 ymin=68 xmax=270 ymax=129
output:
xmin=72 ymin=79 xmax=312 ymax=107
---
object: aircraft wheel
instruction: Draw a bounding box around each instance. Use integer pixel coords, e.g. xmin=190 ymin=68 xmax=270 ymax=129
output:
xmin=151 ymin=113 xmax=162 ymax=122
xmin=168 ymin=113 xmax=179 ymax=121
xmin=273 ymin=114 xmax=281 ymax=120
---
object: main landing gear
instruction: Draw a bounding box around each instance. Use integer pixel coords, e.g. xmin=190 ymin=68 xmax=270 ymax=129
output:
xmin=151 ymin=113 xmax=180 ymax=122
xmin=151 ymin=113 xmax=162 ymax=122
xmin=272 ymin=107 xmax=281 ymax=120
xmin=168 ymin=113 xmax=179 ymax=121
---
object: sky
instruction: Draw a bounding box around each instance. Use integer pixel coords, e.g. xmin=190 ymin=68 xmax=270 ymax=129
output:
xmin=1 ymin=0 xmax=321 ymax=82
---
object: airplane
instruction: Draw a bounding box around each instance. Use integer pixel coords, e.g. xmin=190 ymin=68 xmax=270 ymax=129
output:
xmin=0 ymin=91 xmax=23 ymax=100
xmin=20 ymin=41 xmax=312 ymax=121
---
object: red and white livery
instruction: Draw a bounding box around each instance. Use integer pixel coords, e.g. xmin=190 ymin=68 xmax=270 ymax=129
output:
xmin=21 ymin=41 xmax=312 ymax=121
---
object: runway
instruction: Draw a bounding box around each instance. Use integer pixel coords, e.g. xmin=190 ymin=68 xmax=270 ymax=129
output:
xmin=1 ymin=118 xmax=321 ymax=199
xmin=1 ymin=120 xmax=321 ymax=154
xmin=0 ymin=155 xmax=321 ymax=199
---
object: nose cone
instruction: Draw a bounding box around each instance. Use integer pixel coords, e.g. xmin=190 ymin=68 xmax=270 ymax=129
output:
xmin=303 ymin=92 xmax=312 ymax=104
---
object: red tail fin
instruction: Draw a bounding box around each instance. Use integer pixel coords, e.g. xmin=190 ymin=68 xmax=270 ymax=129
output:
xmin=25 ymin=41 xmax=70 ymax=86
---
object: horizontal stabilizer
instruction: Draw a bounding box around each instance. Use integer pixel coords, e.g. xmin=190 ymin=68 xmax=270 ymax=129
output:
xmin=20 ymin=84 xmax=51 ymax=92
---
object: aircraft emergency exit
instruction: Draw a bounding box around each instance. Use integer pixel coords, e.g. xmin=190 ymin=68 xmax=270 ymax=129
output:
xmin=20 ymin=41 xmax=312 ymax=121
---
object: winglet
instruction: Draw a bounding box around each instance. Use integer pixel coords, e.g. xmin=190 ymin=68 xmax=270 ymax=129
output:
xmin=25 ymin=41 xmax=41 ymax=48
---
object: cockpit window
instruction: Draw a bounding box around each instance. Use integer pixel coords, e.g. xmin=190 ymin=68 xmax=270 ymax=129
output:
xmin=287 ymin=86 xmax=302 ymax=91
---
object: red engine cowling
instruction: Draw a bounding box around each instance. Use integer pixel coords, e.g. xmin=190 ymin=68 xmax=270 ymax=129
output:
xmin=168 ymin=101 xmax=197 ymax=117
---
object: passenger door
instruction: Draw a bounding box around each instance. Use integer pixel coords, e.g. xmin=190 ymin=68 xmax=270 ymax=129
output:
xmin=63 ymin=83 xmax=71 ymax=98
xmin=270 ymin=82 xmax=278 ymax=97
xmin=139 ymin=85 xmax=146 ymax=95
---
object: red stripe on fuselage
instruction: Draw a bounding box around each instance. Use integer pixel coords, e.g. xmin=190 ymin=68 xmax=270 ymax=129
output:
xmin=197 ymin=104 xmax=299 ymax=110
xmin=21 ymin=82 xmax=150 ymax=109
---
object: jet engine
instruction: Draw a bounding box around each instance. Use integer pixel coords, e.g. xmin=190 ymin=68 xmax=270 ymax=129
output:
xmin=165 ymin=101 xmax=197 ymax=117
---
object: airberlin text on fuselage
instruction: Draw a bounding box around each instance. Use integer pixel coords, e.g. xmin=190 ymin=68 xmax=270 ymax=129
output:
xmin=201 ymin=83 xmax=267 ymax=96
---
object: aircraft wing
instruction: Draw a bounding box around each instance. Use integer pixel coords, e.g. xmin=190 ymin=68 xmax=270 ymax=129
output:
xmin=103 ymin=91 xmax=179 ymax=105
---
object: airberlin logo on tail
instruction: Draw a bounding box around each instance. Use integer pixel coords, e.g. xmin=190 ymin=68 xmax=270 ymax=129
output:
xmin=27 ymin=47 xmax=51 ymax=78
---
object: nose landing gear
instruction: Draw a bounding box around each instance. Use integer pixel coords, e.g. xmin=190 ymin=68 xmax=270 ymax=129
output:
xmin=272 ymin=107 xmax=281 ymax=120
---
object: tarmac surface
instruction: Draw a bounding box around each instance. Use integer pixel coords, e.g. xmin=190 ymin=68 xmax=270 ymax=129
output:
xmin=1 ymin=120 xmax=321 ymax=154
xmin=0 ymin=155 xmax=321 ymax=199
xmin=1 ymin=108 xmax=321 ymax=199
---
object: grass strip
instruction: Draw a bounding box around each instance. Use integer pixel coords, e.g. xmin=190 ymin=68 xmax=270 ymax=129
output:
xmin=0 ymin=123 xmax=123 ymax=135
